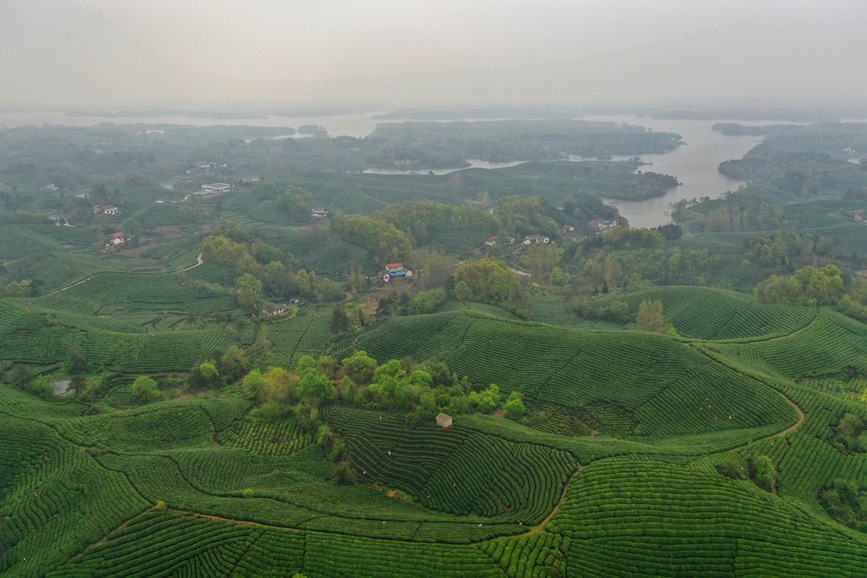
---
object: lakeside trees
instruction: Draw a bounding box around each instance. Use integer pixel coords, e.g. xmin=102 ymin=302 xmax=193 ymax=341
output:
xmin=453 ymin=258 xmax=533 ymax=318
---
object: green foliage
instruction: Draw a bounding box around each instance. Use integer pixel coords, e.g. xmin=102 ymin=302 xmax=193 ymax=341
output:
xmin=327 ymin=407 xmax=574 ymax=522
xmin=201 ymin=235 xmax=255 ymax=270
xmin=453 ymin=258 xmax=533 ymax=318
xmin=26 ymin=374 xmax=54 ymax=398
xmin=234 ymin=272 xmax=263 ymax=310
xmin=408 ymin=288 xmax=448 ymax=314
xmin=503 ymin=391 xmax=527 ymax=419
xmin=329 ymin=213 xmax=413 ymax=264
xmin=348 ymin=310 xmax=797 ymax=440
xmin=752 ymin=455 xmax=777 ymax=492
xmin=131 ymin=375 xmax=159 ymax=403
xmin=636 ymin=298 xmax=666 ymax=333
xmin=278 ymin=185 xmax=313 ymax=222
xmin=188 ymin=361 xmax=221 ymax=390
xmin=602 ymin=227 xmax=665 ymax=250
xmin=756 ymin=264 xmax=845 ymax=305
xmin=377 ymin=201 xmax=500 ymax=247
xmin=831 ymin=413 xmax=867 ymax=454
xmin=552 ymin=458 xmax=867 ymax=577
xmin=526 ymin=241 xmax=560 ymax=281
xmin=9 ymin=120 xmax=867 ymax=576
xmin=590 ymin=286 xmax=816 ymax=339
xmin=0 ymin=278 xmax=33 ymax=297
xmin=330 ymin=305 xmax=351 ymax=334
xmin=820 ymin=479 xmax=867 ymax=531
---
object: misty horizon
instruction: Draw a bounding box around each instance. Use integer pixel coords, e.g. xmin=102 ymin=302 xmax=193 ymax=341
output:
xmin=2 ymin=0 xmax=867 ymax=113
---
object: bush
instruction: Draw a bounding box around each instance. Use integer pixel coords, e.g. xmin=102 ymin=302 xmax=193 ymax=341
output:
xmin=716 ymin=460 xmax=745 ymax=480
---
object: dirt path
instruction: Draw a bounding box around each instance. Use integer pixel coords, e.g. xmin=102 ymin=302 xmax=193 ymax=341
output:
xmin=178 ymin=253 xmax=204 ymax=272
xmin=42 ymin=254 xmax=203 ymax=296
xmin=43 ymin=273 xmax=101 ymax=296
xmin=527 ymin=467 xmax=581 ymax=534
xmin=770 ymin=388 xmax=807 ymax=438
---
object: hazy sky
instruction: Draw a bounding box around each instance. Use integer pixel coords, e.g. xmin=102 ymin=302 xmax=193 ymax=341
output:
xmin=2 ymin=0 xmax=867 ymax=110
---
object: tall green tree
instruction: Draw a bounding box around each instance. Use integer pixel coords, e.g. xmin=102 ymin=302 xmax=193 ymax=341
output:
xmin=234 ymin=273 xmax=263 ymax=311
xmin=636 ymin=299 xmax=665 ymax=333
xmin=131 ymin=376 xmax=159 ymax=402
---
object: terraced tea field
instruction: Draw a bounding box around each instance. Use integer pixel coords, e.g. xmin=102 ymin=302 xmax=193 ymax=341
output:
xmin=4 ymin=286 xmax=867 ymax=575
xmin=596 ymin=286 xmax=817 ymax=339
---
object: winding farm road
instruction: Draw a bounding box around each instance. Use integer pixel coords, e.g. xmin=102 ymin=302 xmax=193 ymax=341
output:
xmin=42 ymin=253 xmax=204 ymax=296
xmin=770 ymin=389 xmax=807 ymax=438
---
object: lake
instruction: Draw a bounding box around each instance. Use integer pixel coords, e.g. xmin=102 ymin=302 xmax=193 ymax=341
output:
xmin=0 ymin=109 xmax=775 ymax=226
xmin=582 ymin=115 xmax=764 ymax=227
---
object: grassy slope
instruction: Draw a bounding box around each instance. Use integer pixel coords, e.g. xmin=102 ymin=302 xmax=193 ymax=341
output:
xmin=2 ymin=291 xmax=867 ymax=575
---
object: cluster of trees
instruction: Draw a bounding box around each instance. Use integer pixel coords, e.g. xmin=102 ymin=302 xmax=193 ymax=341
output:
xmin=329 ymin=214 xmax=413 ymax=264
xmin=830 ymin=413 xmax=867 ymax=455
xmin=522 ymin=242 xmax=561 ymax=281
xmin=671 ymin=191 xmax=789 ymax=233
xmin=377 ymin=201 xmax=500 ymax=246
xmin=749 ymin=455 xmax=778 ymax=493
xmin=569 ymin=297 xmax=669 ymax=331
xmin=187 ymin=346 xmax=249 ymax=391
xmin=754 ymin=265 xmax=867 ymax=323
xmin=703 ymin=204 xmax=786 ymax=233
xmin=201 ymin=234 xmax=256 ymax=270
xmin=600 ymin=227 xmax=665 ymax=250
xmin=561 ymin=194 xmax=618 ymax=223
xmin=613 ymin=171 xmax=679 ymax=201
xmin=636 ymin=299 xmax=667 ymax=333
xmin=568 ymin=247 xmax=719 ymax=291
xmin=716 ymin=455 xmax=777 ymax=493
xmin=377 ymin=288 xmax=451 ymax=317
xmin=755 ymin=265 xmax=845 ymax=306
xmin=496 ymin=196 xmax=560 ymax=240
xmin=369 ymin=119 xmax=681 ymax=165
xmin=242 ymin=352 xmax=526 ymax=427
xmin=0 ymin=278 xmax=34 ymax=297
xmin=453 ymin=258 xmax=533 ymax=318
xmin=820 ymin=478 xmax=867 ymax=531
xmin=277 ymin=185 xmax=313 ymax=222
xmin=199 ymin=221 xmax=341 ymax=309
xmin=743 ymin=230 xmax=805 ymax=266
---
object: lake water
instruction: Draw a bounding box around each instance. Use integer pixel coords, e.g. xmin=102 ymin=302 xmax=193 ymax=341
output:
xmin=365 ymin=115 xmax=768 ymax=226
xmin=0 ymin=110 xmax=776 ymax=226
xmin=581 ymin=115 xmax=764 ymax=227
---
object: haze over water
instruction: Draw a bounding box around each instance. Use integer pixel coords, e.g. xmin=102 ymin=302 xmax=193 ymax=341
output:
xmin=586 ymin=116 xmax=764 ymax=228
xmin=0 ymin=108 xmax=816 ymax=228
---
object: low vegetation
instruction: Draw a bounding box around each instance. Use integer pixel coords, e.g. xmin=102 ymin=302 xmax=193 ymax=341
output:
xmin=3 ymin=119 xmax=867 ymax=576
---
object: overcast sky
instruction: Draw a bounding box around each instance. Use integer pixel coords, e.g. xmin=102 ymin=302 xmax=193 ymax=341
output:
xmin=2 ymin=0 xmax=866 ymax=110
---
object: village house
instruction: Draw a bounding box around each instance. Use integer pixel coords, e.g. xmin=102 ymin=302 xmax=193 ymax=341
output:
xmin=383 ymin=262 xmax=413 ymax=282
xmin=94 ymin=204 xmax=120 ymax=216
xmin=311 ymin=207 xmax=329 ymax=218
xmin=200 ymin=183 xmax=232 ymax=195
xmin=589 ymin=218 xmax=615 ymax=231
xmin=110 ymin=232 xmax=128 ymax=245
xmin=485 ymin=235 xmax=498 ymax=246
xmin=523 ymin=234 xmax=550 ymax=245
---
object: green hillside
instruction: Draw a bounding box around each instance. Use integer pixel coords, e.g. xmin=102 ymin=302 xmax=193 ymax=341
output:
xmin=342 ymin=310 xmax=797 ymax=441
xmin=592 ymin=285 xmax=817 ymax=339
xmin=5 ymin=120 xmax=867 ymax=576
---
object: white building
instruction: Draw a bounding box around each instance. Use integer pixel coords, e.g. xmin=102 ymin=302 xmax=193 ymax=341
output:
xmin=201 ymin=183 xmax=232 ymax=194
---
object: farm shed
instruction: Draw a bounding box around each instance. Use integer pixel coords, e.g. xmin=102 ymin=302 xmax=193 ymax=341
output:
xmin=436 ymin=413 xmax=453 ymax=428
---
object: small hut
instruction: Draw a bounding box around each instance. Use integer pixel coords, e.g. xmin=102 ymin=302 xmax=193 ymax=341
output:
xmin=436 ymin=413 xmax=453 ymax=428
